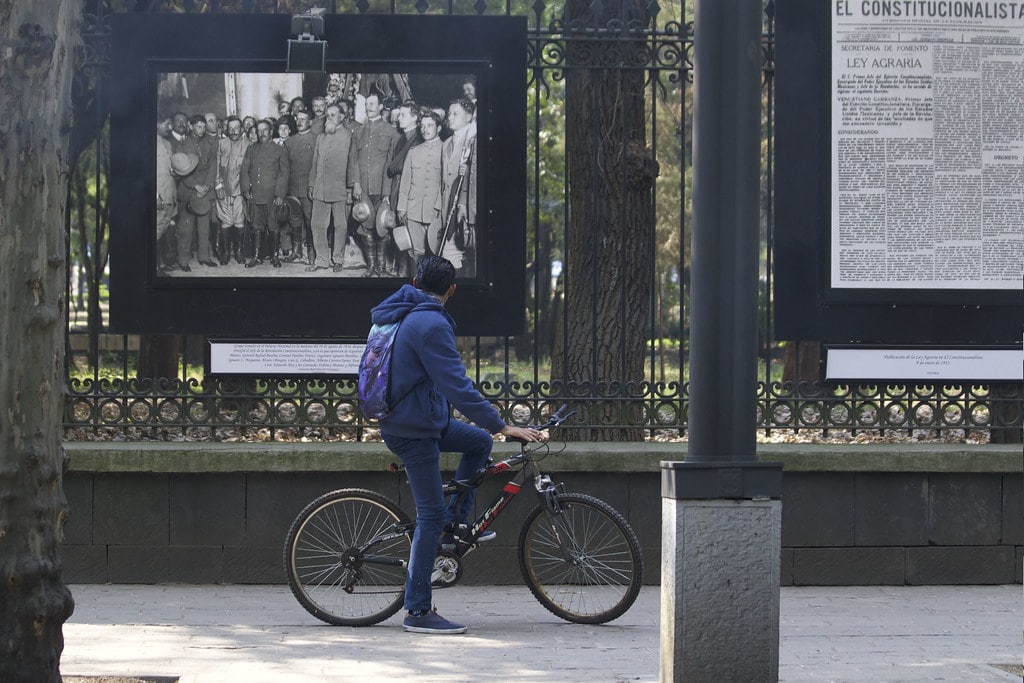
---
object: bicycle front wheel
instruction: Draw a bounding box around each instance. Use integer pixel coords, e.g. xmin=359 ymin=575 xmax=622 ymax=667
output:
xmin=284 ymin=488 xmax=411 ymax=626
xmin=519 ymin=492 xmax=643 ymax=624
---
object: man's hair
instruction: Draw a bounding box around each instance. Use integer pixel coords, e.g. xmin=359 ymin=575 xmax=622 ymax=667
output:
xmin=419 ymin=108 xmax=443 ymax=128
xmin=449 ymin=97 xmax=475 ymax=117
xmin=415 ymin=255 xmax=456 ymax=295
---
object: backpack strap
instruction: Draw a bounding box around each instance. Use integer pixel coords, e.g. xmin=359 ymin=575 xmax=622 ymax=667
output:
xmin=385 ymin=318 xmax=426 ymax=413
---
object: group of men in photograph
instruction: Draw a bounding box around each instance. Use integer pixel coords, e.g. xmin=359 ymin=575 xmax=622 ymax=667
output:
xmin=156 ymin=82 xmax=478 ymax=278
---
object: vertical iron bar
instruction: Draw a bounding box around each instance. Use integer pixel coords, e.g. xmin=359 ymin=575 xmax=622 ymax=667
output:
xmin=679 ymin=4 xmax=690 ymax=437
xmin=647 ymin=52 xmax=660 ymax=432
xmin=529 ymin=46 xmax=543 ymax=399
xmin=762 ymin=4 xmax=775 ymax=436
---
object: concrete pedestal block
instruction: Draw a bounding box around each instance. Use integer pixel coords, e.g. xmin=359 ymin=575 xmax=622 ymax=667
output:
xmin=661 ymin=498 xmax=781 ymax=682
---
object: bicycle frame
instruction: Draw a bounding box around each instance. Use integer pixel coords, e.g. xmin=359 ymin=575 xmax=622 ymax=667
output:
xmin=353 ymin=445 xmax=564 ymax=573
xmin=444 ymin=448 xmax=555 ymax=557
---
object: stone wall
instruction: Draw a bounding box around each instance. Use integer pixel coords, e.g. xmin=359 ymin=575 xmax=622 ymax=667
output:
xmin=60 ymin=442 xmax=1023 ymax=585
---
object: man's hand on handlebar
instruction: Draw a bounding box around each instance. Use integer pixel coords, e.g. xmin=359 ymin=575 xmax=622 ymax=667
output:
xmin=500 ymin=425 xmax=547 ymax=443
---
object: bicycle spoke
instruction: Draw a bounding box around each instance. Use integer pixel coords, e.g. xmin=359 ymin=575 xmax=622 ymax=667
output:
xmin=285 ymin=490 xmax=411 ymax=626
xmin=520 ymin=493 xmax=643 ymax=624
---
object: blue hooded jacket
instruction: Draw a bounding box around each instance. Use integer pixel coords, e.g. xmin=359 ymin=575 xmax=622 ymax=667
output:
xmin=370 ymin=284 xmax=506 ymax=439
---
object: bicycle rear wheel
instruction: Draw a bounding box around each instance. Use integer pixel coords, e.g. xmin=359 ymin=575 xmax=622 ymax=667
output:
xmin=519 ymin=492 xmax=643 ymax=624
xmin=284 ymin=488 xmax=411 ymax=626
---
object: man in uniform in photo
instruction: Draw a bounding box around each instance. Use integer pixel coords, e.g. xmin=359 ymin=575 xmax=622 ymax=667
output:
xmin=215 ymin=116 xmax=250 ymax=265
xmin=175 ymin=114 xmax=219 ymax=271
xmin=204 ymin=112 xmax=221 ymax=138
xmin=204 ymin=112 xmax=224 ymax=261
xmin=462 ymin=76 xmax=478 ymax=119
xmin=438 ymin=98 xmax=476 ymax=275
xmin=397 ymin=109 xmax=444 ymax=268
xmin=156 ymin=113 xmax=179 ymax=272
xmin=340 ymin=99 xmax=361 ymax=133
xmin=169 ymin=112 xmax=189 ymax=151
xmin=338 ymin=98 xmax=363 ymax=264
xmin=386 ymin=101 xmax=424 ymax=277
xmin=351 ymin=92 xmax=400 ymax=277
xmin=161 ymin=111 xmax=190 ymax=268
xmin=307 ymin=104 xmax=357 ymax=273
xmin=310 ymin=95 xmax=328 ymax=135
xmin=284 ymin=109 xmax=317 ymax=264
xmin=240 ymin=119 xmax=290 ymax=268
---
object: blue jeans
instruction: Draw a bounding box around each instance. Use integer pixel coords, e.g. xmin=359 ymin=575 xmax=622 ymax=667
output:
xmin=382 ymin=419 xmax=493 ymax=613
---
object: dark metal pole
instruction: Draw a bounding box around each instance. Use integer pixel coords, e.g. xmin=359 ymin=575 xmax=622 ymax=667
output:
xmin=687 ymin=0 xmax=763 ymax=462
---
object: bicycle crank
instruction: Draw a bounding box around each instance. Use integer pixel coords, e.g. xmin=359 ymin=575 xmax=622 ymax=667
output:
xmin=430 ymin=550 xmax=463 ymax=588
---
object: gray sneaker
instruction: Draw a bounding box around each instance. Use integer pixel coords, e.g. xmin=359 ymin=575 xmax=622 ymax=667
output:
xmin=403 ymin=609 xmax=467 ymax=634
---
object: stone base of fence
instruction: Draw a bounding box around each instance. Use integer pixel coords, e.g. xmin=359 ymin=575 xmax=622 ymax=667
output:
xmin=60 ymin=441 xmax=1023 ymax=586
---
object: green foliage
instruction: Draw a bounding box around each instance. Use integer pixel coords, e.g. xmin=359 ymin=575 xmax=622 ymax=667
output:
xmin=526 ymin=75 xmax=567 ymax=265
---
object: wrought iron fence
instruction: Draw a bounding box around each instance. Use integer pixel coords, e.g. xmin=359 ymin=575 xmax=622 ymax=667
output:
xmin=64 ymin=0 xmax=1021 ymax=442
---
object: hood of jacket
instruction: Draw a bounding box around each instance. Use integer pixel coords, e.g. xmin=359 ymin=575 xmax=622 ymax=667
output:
xmin=370 ymin=284 xmax=455 ymax=327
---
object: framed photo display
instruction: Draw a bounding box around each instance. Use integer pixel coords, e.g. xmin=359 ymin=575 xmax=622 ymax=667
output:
xmin=109 ymin=12 xmax=528 ymax=337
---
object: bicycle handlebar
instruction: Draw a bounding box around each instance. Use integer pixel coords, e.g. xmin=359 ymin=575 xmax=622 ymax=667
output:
xmin=531 ymin=404 xmax=574 ymax=431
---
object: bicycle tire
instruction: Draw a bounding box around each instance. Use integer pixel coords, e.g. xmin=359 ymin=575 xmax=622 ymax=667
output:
xmin=284 ymin=488 xmax=411 ymax=627
xmin=518 ymin=492 xmax=643 ymax=624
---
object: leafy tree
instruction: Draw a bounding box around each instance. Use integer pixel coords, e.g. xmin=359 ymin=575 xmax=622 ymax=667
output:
xmin=69 ymin=125 xmax=110 ymax=366
xmin=524 ymin=74 xmax=567 ymax=361
xmin=0 ymin=3 xmax=81 ymax=681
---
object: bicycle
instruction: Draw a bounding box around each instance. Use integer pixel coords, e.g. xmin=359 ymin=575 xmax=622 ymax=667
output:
xmin=283 ymin=405 xmax=644 ymax=627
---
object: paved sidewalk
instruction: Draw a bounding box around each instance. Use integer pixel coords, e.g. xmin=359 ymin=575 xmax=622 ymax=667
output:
xmin=62 ymin=584 xmax=1022 ymax=682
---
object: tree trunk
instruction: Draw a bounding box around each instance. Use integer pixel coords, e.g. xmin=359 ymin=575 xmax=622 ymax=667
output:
xmin=0 ymin=4 xmax=81 ymax=681
xmin=137 ymin=336 xmax=181 ymax=380
xmin=514 ymin=221 xmax=553 ymax=362
xmin=552 ymin=0 xmax=658 ymax=441
xmin=782 ymin=340 xmax=822 ymax=386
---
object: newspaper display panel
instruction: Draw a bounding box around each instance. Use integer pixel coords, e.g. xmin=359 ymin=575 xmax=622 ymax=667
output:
xmin=831 ymin=1 xmax=1024 ymax=290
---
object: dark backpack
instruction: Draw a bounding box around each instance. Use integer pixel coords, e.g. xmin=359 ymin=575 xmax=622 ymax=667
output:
xmin=357 ymin=321 xmax=405 ymax=420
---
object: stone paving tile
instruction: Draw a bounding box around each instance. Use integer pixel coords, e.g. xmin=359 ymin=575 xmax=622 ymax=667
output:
xmin=62 ymin=584 xmax=1022 ymax=682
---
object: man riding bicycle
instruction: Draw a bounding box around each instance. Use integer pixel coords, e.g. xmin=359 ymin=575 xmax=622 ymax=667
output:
xmin=370 ymin=255 xmax=544 ymax=634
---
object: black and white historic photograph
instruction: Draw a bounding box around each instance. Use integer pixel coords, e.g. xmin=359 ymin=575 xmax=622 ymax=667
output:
xmin=110 ymin=12 xmax=526 ymax=337
xmin=156 ymin=69 xmax=480 ymax=281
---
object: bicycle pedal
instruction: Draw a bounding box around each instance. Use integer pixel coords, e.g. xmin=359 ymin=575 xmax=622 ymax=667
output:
xmin=438 ymin=533 xmax=462 ymax=551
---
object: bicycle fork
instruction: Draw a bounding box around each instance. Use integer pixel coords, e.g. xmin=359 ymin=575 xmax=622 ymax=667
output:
xmin=533 ymin=474 xmax=579 ymax=563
